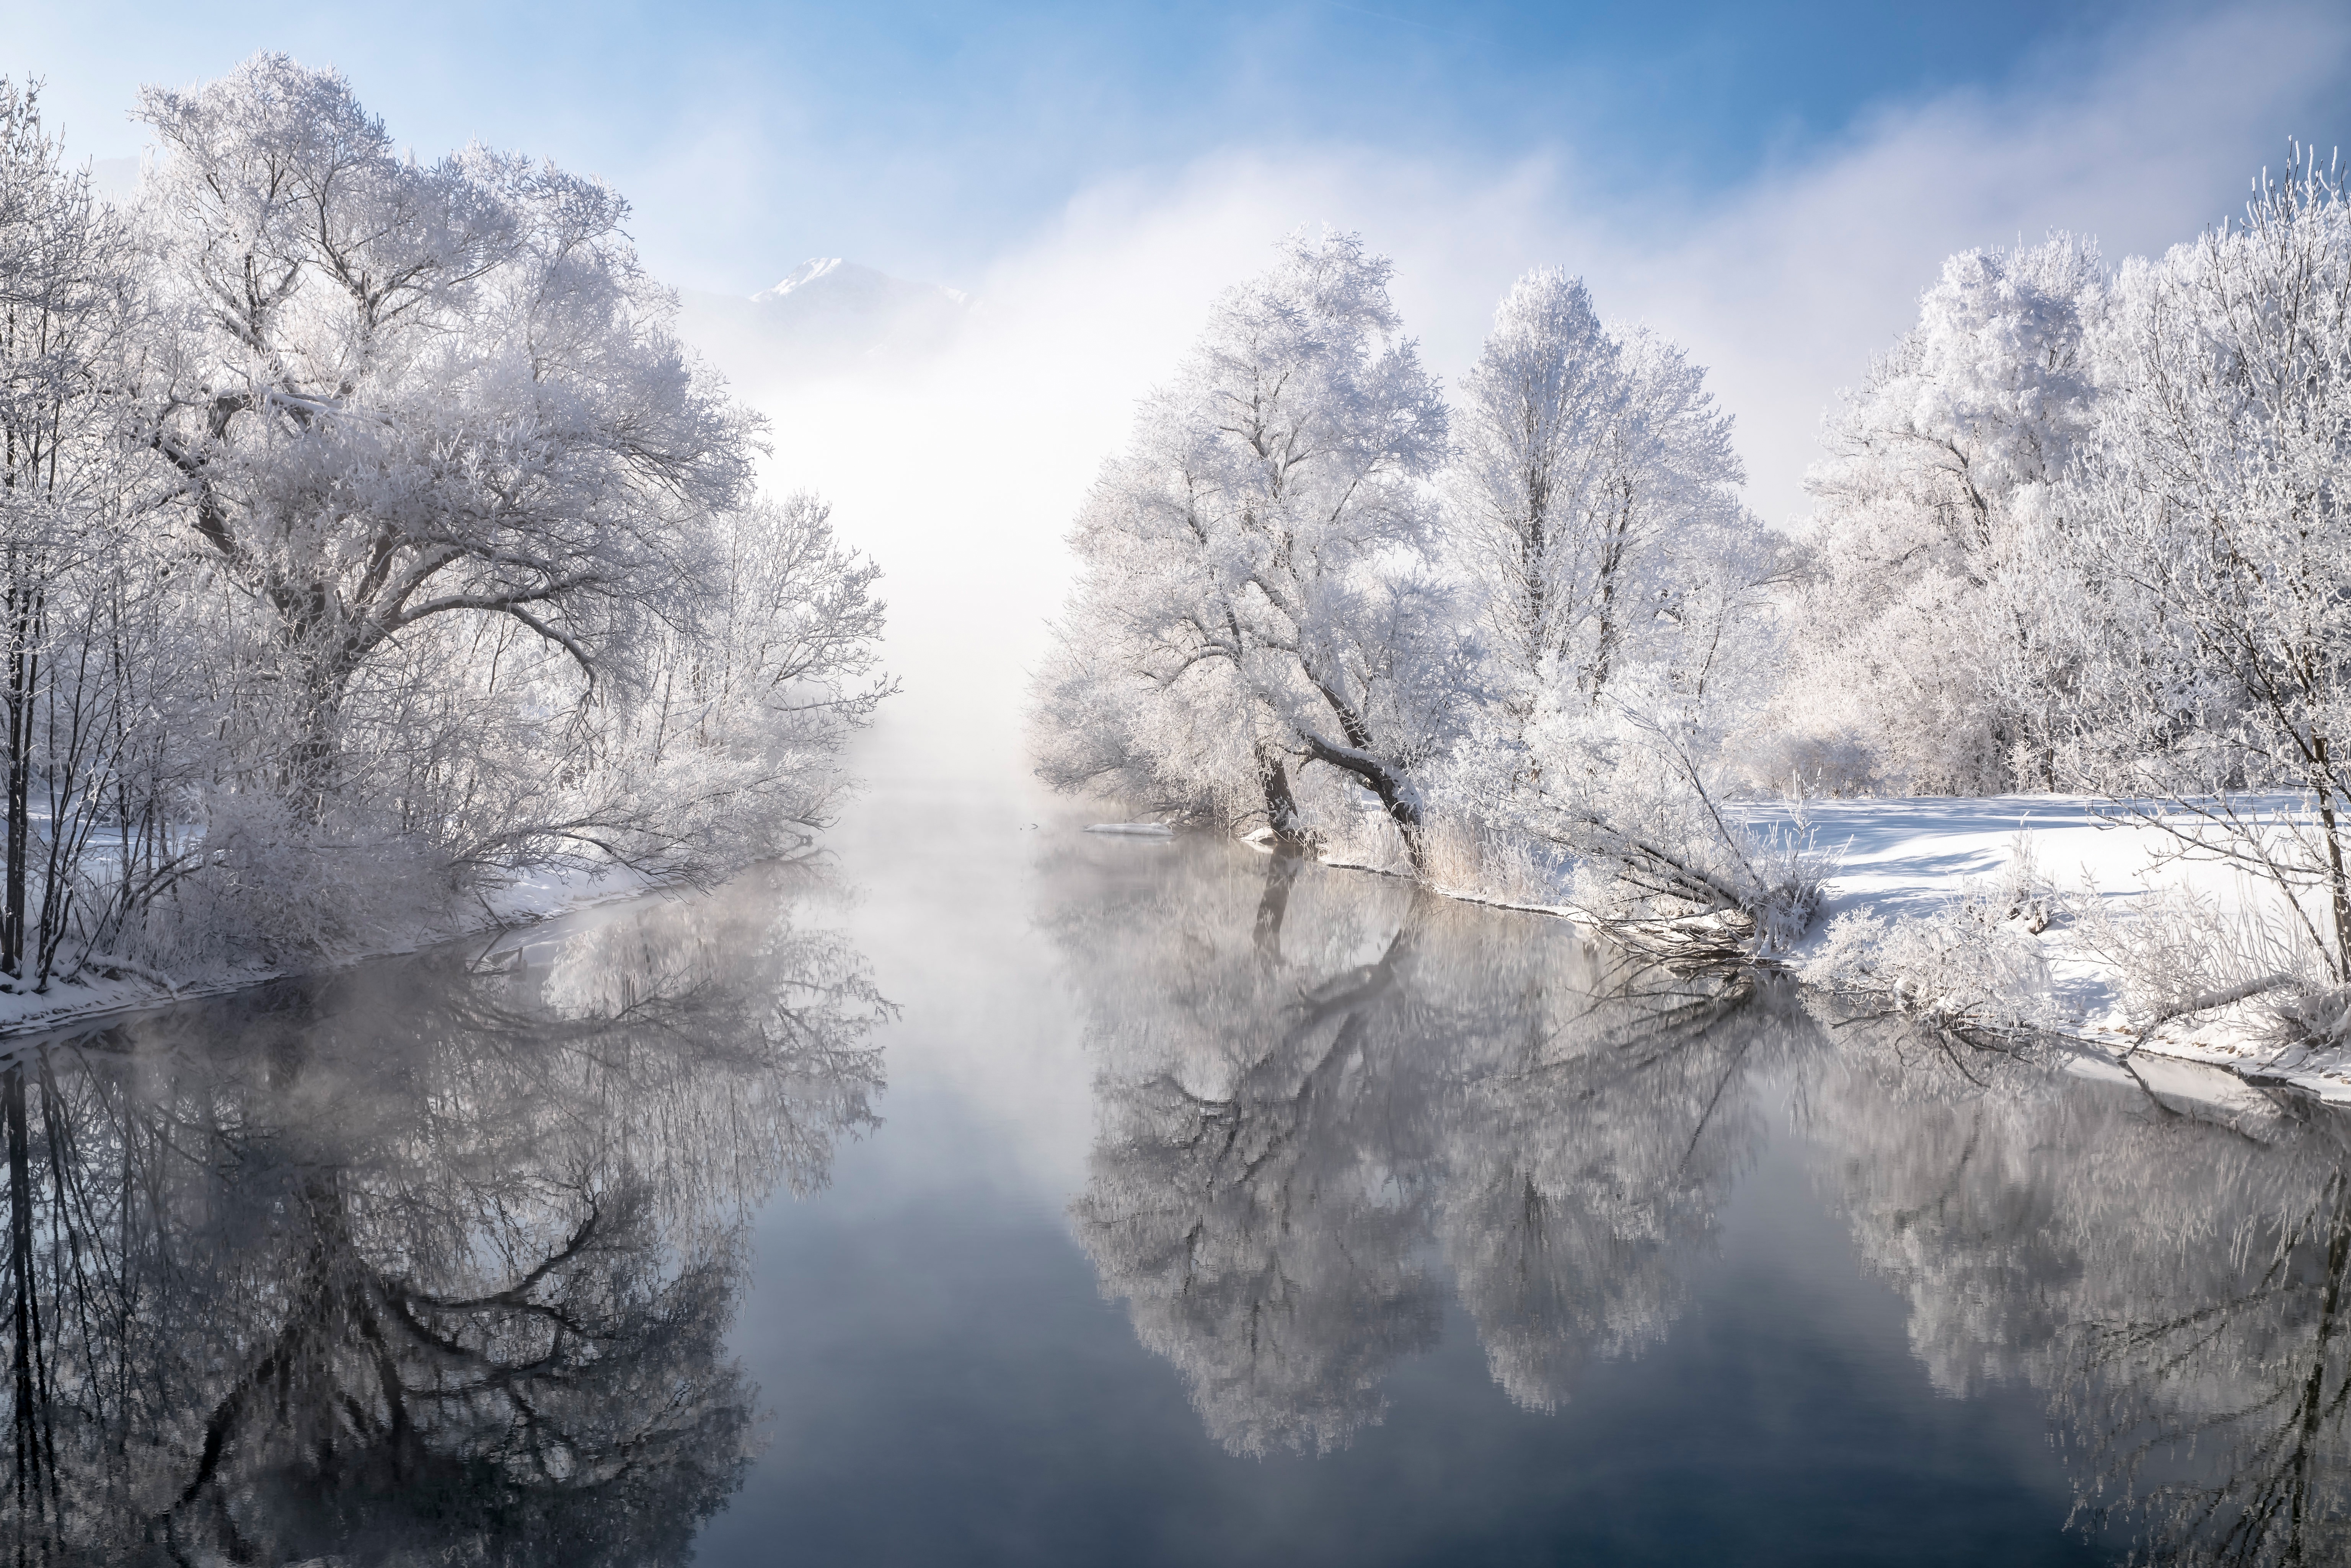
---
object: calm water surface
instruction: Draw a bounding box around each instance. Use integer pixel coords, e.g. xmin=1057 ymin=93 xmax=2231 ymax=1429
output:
xmin=1 ymin=781 xmax=2345 ymax=1564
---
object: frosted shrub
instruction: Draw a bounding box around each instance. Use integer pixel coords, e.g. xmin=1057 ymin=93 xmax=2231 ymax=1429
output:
xmin=1799 ymin=910 xmax=1890 ymax=993
xmin=1499 ymin=707 xmax=1837 ymax=961
xmin=2074 ymin=882 xmax=2334 ymax=1050
xmin=1976 ymin=832 xmax=2065 ymax=935
xmin=1799 ymin=903 xmax=2057 ymax=1035
xmin=1743 ymin=815 xmax=1838 ymax=953
xmin=2270 ymin=984 xmax=2351 ymax=1053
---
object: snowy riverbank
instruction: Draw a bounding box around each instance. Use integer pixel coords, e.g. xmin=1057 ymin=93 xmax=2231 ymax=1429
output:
xmin=1312 ymin=794 xmax=2351 ymax=1108
xmin=1740 ymin=795 xmax=2351 ymax=1103
xmin=0 ymin=862 xmax=665 ymax=1041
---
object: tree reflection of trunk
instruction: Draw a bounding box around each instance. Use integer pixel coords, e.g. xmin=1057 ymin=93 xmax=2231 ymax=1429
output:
xmin=5 ymin=1059 xmax=58 ymax=1556
xmin=1251 ymin=848 xmax=1304 ymax=964
xmin=2287 ymin=1181 xmax=2351 ymax=1560
xmin=2069 ymin=1166 xmax=2351 ymax=1566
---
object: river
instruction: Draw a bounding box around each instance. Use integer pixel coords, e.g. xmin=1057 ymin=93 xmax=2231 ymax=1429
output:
xmin=0 ymin=777 xmax=2342 ymax=1564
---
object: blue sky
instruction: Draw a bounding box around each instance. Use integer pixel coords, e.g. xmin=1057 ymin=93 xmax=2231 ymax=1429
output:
xmin=14 ymin=1 xmax=2320 ymax=293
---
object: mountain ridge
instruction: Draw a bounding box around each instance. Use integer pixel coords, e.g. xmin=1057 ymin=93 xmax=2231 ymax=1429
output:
xmin=679 ymin=257 xmax=971 ymax=392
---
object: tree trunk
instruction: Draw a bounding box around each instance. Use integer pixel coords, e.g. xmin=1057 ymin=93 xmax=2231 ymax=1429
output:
xmin=2316 ymin=785 xmax=2351 ymax=982
xmin=1256 ymin=744 xmax=1313 ymax=850
xmin=286 ymin=667 xmax=349 ymax=826
xmin=1 ymin=561 xmax=36 ymax=983
xmin=1383 ymin=785 xmax=1427 ymax=875
xmin=1299 ymin=733 xmax=1425 ymax=874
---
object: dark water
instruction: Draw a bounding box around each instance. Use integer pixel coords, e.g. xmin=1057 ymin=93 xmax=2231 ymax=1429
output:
xmin=0 ymin=784 xmax=2346 ymax=1564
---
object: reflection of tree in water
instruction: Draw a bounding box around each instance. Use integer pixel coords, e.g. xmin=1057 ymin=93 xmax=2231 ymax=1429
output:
xmin=1057 ymin=840 xmax=2351 ymax=1558
xmin=1049 ymin=843 xmax=1789 ymax=1454
xmin=0 ymin=863 xmax=887 ymax=1564
xmin=1810 ymin=1014 xmax=2351 ymax=1565
xmin=1439 ymin=956 xmax=1765 ymax=1416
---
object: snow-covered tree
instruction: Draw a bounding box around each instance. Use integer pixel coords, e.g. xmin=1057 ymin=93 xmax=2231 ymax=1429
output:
xmin=1034 ymin=231 xmax=1456 ymax=865
xmin=0 ymin=80 xmax=201 ymax=993
xmin=1447 ymin=269 xmax=1622 ymax=728
xmin=1433 ymin=268 xmax=1804 ymax=947
xmin=0 ymin=54 xmax=903 ymax=982
xmin=133 ymin=54 xmax=760 ymax=814
xmin=543 ymin=493 xmax=894 ymax=880
xmin=2059 ymin=153 xmax=2351 ymax=979
xmin=1449 ymin=269 xmax=1757 ymax=731
xmin=1781 ymin=235 xmax=2105 ymax=793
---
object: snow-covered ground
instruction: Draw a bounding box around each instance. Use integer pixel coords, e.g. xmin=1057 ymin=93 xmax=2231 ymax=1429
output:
xmin=1738 ymin=794 xmax=2351 ymax=1106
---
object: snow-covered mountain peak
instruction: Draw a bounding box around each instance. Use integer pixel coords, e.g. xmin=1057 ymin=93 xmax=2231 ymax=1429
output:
xmin=757 ymin=257 xmax=848 ymax=300
xmin=745 ymin=257 xmax=967 ymax=313
xmin=682 ymin=258 xmax=974 ymax=393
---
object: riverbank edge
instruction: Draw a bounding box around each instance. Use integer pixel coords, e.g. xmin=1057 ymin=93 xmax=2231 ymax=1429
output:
xmin=1312 ymin=848 xmax=2351 ymax=1115
xmin=0 ymin=866 xmax=673 ymax=1047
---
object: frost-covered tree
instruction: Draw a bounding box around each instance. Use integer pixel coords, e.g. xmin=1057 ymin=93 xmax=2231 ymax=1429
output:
xmin=1435 ymin=268 xmax=1804 ymax=948
xmin=1449 ymin=269 xmax=1757 ymax=732
xmin=0 ymin=54 xmax=906 ymax=984
xmin=1034 ymin=231 xmax=1456 ymax=865
xmin=389 ymin=493 xmax=893 ymax=900
xmin=1448 ymin=270 xmax=1622 ymax=728
xmin=2059 ymin=153 xmax=2351 ymax=980
xmin=0 ymin=81 xmax=119 ymax=982
xmin=1781 ymin=235 xmax=2105 ymax=793
xmin=133 ymin=54 xmax=759 ymax=811
xmin=0 ymin=80 xmax=200 ymax=993
xmin=1030 ymin=515 xmax=1264 ymax=828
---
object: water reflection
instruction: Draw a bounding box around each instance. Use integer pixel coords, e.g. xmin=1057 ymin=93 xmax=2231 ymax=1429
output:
xmin=1052 ymin=841 xmax=2351 ymax=1564
xmin=0 ymin=865 xmax=885 ymax=1564
xmin=1053 ymin=843 xmax=1792 ymax=1455
xmin=1812 ymin=1016 xmax=2351 ymax=1565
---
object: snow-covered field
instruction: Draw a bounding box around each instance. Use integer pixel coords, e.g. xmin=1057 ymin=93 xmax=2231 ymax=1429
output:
xmin=1738 ymin=794 xmax=2351 ymax=1105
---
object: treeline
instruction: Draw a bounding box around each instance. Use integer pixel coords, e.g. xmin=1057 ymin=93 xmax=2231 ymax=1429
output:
xmin=0 ymin=58 xmax=888 ymax=994
xmin=1035 ymin=153 xmax=2351 ymax=976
